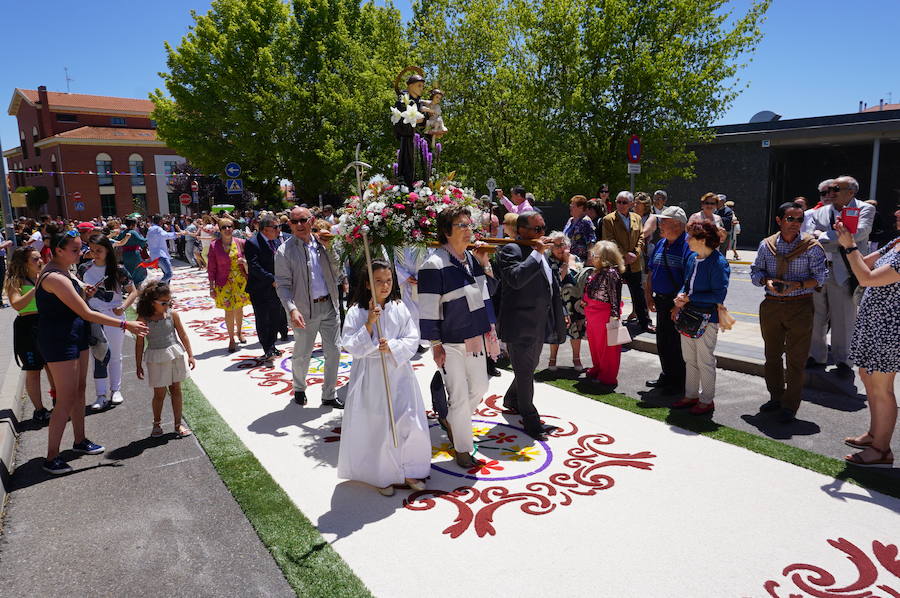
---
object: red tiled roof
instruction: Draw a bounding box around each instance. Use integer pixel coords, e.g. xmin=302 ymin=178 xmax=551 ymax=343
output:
xmin=862 ymin=103 xmax=900 ymax=113
xmin=34 ymin=126 xmax=162 ymax=147
xmin=10 ymin=88 xmax=154 ymax=115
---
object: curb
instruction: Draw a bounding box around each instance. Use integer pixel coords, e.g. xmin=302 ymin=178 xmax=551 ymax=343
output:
xmin=629 ymin=335 xmax=765 ymax=377
xmin=0 ymin=351 xmax=24 ymax=517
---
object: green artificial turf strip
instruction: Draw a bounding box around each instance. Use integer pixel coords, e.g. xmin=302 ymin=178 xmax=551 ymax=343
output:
xmin=180 ymin=379 xmax=373 ymax=598
xmin=545 ymin=377 xmax=900 ymax=500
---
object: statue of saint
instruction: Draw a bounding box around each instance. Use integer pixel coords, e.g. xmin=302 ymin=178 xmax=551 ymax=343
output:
xmin=393 ymin=74 xmax=426 ymax=186
xmin=421 ymin=88 xmax=447 ymax=146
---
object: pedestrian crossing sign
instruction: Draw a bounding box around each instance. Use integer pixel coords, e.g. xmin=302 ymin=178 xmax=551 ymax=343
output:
xmin=226 ymin=178 xmax=243 ymax=195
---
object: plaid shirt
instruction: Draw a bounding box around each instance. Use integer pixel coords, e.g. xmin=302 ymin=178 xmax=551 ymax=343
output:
xmin=750 ymin=233 xmax=827 ymax=296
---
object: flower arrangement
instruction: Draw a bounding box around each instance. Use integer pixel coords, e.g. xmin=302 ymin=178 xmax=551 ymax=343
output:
xmin=336 ymin=174 xmax=482 ymax=259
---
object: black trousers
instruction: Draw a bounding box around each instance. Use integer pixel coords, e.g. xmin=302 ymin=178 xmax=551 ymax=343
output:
xmin=623 ymin=269 xmax=650 ymax=327
xmin=250 ymin=290 xmax=282 ymax=355
xmin=653 ymin=293 xmax=685 ymax=389
xmin=503 ymin=339 xmax=543 ymax=433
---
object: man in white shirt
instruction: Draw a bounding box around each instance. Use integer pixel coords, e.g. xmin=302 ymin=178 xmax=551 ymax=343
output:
xmin=146 ymin=215 xmax=180 ymax=284
xmin=802 ymin=179 xmax=834 ymax=234
xmin=804 ymin=175 xmax=875 ymax=376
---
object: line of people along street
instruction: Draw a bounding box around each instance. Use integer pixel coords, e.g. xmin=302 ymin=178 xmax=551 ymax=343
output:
xmin=3 ymin=174 xmax=898 ymax=482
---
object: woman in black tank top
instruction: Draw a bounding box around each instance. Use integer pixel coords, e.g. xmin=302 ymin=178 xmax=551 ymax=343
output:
xmin=37 ymin=231 xmax=149 ymax=475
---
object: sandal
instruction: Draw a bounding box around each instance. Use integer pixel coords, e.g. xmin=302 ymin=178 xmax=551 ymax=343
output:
xmin=175 ymin=424 xmax=193 ymax=438
xmin=455 ymin=452 xmax=479 ymax=469
xmin=150 ymin=422 xmax=164 ymax=438
xmin=237 ymin=334 xmax=247 ymax=344
xmin=227 ymin=341 xmax=238 ymax=353
xmin=844 ymin=447 xmax=894 ymax=468
xmin=844 ymin=434 xmax=874 ymax=449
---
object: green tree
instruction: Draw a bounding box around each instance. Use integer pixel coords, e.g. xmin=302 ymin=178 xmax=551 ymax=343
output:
xmin=524 ymin=0 xmax=770 ymax=197
xmin=16 ymin=185 xmax=50 ymax=212
xmin=151 ymin=0 xmax=295 ymax=202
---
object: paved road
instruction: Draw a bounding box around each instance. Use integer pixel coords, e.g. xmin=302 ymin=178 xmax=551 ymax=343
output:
xmin=0 ymin=331 xmax=294 ymax=597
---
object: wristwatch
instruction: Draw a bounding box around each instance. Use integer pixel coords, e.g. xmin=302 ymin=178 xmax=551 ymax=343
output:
xmin=845 ymin=246 xmax=859 ymax=254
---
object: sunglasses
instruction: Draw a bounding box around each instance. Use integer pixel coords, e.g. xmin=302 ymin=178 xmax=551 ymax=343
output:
xmin=822 ymin=185 xmax=841 ymax=194
xmin=616 ymin=200 xmax=630 ymax=205
xmin=702 ymin=201 xmax=718 ymax=206
xmin=219 ymin=225 xmax=233 ymax=229
xmin=290 ymin=217 xmax=312 ymax=225
xmin=782 ymin=216 xmax=804 ymax=223
xmin=54 ymin=229 xmax=79 ymax=249
xmin=522 ymin=225 xmax=546 ymax=233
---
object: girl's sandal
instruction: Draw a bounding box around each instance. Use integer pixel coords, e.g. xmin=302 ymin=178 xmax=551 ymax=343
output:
xmin=175 ymin=424 xmax=193 ymax=438
xmin=844 ymin=447 xmax=894 ymax=468
xmin=150 ymin=422 xmax=164 ymax=438
xmin=844 ymin=433 xmax=874 ymax=449
xmin=227 ymin=341 xmax=238 ymax=353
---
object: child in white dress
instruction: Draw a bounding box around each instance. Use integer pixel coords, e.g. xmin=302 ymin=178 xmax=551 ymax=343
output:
xmin=135 ymin=281 xmax=196 ymax=438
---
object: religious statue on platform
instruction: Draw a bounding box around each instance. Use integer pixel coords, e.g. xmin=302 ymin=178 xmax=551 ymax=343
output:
xmin=391 ymin=67 xmax=427 ymax=186
xmin=421 ymin=88 xmax=447 ymax=144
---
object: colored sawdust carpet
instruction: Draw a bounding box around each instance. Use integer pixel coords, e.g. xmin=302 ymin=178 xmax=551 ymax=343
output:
xmin=170 ymin=266 xmax=900 ymax=598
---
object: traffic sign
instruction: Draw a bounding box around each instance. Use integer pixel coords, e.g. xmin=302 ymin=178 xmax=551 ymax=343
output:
xmin=627 ymin=163 xmax=641 ymax=174
xmin=190 ymin=180 xmax=199 ymax=192
xmin=225 ymin=162 xmax=241 ymax=178
xmin=73 ymin=191 xmax=82 ymax=200
xmin=226 ymin=179 xmax=244 ymax=195
xmin=74 ymin=201 xmax=85 ymax=212
xmin=179 ymin=193 xmax=192 ymax=206
xmin=627 ymin=135 xmax=641 ymax=163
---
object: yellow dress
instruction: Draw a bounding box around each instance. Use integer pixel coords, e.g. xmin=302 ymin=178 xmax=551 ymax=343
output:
xmin=214 ymin=241 xmax=251 ymax=310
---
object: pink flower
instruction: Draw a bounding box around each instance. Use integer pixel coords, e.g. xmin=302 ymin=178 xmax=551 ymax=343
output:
xmin=452 ymin=187 xmax=464 ymax=199
xmin=393 ymin=203 xmax=405 ymax=210
xmin=408 ymin=192 xmax=419 ymax=201
xmin=382 ymin=208 xmax=390 ymax=217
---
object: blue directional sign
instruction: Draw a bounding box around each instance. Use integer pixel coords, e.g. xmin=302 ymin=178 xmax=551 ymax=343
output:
xmin=225 ymin=162 xmax=242 ymax=177
xmin=74 ymin=201 xmax=85 ymax=212
xmin=226 ymin=178 xmax=244 ymax=195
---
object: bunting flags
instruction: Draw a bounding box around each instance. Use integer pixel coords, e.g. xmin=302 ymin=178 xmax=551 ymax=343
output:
xmin=7 ymin=169 xmax=242 ymax=178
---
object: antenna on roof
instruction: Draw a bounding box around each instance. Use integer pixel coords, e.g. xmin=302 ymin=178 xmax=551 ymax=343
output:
xmin=64 ymin=67 xmax=74 ymax=93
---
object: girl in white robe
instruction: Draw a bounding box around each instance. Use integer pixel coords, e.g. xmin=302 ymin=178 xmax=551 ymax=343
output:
xmin=338 ymin=259 xmax=432 ymax=496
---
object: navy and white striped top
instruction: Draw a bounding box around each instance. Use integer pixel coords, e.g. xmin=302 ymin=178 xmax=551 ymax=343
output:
xmin=418 ymin=247 xmax=496 ymax=343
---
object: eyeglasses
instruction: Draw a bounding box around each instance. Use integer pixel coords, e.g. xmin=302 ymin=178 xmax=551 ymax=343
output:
xmin=824 ymin=185 xmax=841 ymax=193
xmin=616 ymin=200 xmax=630 ymax=205
xmin=522 ymin=225 xmax=545 ymax=233
xmin=782 ymin=216 xmax=803 ymax=223
xmin=290 ymin=217 xmax=312 ymax=225
xmin=220 ymin=225 xmax=233 ymax=229
xmin=453 ymin=222 xmax=476 ymax=230
xmin=702 ymin=201 xmax=718 ymax=206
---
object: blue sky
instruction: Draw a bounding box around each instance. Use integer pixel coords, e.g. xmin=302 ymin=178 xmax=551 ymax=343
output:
xmin=2 ymin=0 xmax=899 ymax=157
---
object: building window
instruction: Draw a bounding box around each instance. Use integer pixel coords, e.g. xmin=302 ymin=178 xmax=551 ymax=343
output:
xmin=128 ymin=154 xmax=144 ymax=186
xmin=32 ymin=127 xmax=40 ymax=157
xmin=20 ymin=131 xmax=28 ymax=160
xmin=56 ymin=113 xmax=78 ymax=122
xmin=96 ymin=153 xmax=113 ymax=186
xmin=168 ymin=192 xmax=181 ymax=214
xmin=163 ymin=160 xmax=179 ymax=187
xmin=110 ymin=116 xmax=126 ymax=126
xmin=149 ymin=119 xmax=157 ymax=128
xmin=100 ymin=194 xmax=117 ymax=217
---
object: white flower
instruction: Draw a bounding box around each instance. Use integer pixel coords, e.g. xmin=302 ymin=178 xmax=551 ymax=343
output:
xmin=401 ymin=102 xmax=424 ymax=126
xmin=369 ymin=174 xmax=388 ymax=186
xmin=390 ymin=106 xmax=403 ymax=124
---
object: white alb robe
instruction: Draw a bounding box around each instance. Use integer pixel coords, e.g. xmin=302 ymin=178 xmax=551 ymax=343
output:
xmin=338 ymin=301 xmax=432 ymax=488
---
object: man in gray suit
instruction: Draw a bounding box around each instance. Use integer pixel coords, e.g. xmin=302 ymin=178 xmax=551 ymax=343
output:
xmin=275 ymin=206 xmax=344 ymax=408
xmin=805 ymin=175 xmax=876 ymax=376
xmin=498 ymin=211 xmax=567 ymax=441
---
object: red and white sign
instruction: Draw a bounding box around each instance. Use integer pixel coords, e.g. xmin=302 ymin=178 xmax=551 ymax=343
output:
xmin=179 ymin=193 xmax=192 ymax=206
xmin=627 ymin=135 xmax=641 ymax=163
xmin=72 ymin=191 xmax=82 ymax=200
xmin=190 ymin=180 xmax=199 ymax=192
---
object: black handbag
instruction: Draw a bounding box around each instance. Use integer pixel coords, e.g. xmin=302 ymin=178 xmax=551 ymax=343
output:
xmin=675 ymin=304 xmax=715 ymax=338
xmin=430 ymin=371 xmax=449 ymax=419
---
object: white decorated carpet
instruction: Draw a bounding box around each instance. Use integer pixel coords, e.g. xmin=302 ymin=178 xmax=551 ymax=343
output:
xmin=168 ymin=266 xmax=900 ymax=598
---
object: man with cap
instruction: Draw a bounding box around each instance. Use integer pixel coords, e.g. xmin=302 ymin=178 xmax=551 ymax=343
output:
xmin=644 ymin=206 xmax=694 ymax=395
xmin=77 ymin=221 xmax=97 ymax=265
xmin=394 ymin=74 xmax=426 ymax=186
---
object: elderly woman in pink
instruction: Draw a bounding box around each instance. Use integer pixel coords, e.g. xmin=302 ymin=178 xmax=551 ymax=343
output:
xmin=207 ymin=217 xmax=251 ymax=353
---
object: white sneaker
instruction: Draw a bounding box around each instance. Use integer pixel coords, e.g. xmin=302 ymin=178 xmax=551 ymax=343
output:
xmin=110 ymin=391 xmax=125 ymax=405
xmin=90 ymin=396 xmax=109 ymax=411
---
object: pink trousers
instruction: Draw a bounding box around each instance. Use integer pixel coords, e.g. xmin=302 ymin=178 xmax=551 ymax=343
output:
xmin=584 ymin=297 xmax=621 ymax=386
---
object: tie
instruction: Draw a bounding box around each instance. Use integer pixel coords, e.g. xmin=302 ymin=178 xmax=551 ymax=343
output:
xmin=268 ymin=239 xmax=277 ymax=252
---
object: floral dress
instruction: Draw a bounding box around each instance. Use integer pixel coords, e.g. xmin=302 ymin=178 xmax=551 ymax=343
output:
xmin=848 ymin=243 xmax=900 ymax=373
xmin=563 ymin=216 xmax=597 ymax=261
xmin=214 ymin=241 xmax=251 ymax=310
xmin=548 ymin=255 xmax=590 ymax=340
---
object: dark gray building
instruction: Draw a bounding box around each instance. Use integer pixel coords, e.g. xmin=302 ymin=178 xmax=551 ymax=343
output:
xmin=663 ymin=108 xmax=900 ymax=246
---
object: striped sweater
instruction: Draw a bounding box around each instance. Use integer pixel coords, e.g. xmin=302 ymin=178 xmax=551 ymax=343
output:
xmin=417 ymin=247 xmax=496 ymax=343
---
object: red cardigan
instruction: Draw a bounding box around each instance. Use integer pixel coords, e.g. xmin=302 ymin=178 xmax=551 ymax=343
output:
xmin=207 ymin=238 xmax=245 ymax=289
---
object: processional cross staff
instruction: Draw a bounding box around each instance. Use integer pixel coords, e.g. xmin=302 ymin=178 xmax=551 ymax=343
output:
xmin=342 ymin=144 xmax=399 ymax=447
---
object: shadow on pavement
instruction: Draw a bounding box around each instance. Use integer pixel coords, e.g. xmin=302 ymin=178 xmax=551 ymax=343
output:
xmin=8 ymin=453 xmax=125 ymax=492
xmin=740 ymin=413 xmax=821 ymax=439
xmin=821 ymin=471 xmax=900 ymax=513
xmin=317 ymin=480 xmax=404 ymax=541
xmin=106 ymin=435 xmax=173 ymax=461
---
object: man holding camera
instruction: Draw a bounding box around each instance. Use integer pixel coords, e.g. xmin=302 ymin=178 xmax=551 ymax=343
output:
xmin=750 ymin=202 xmax=827 ymax=423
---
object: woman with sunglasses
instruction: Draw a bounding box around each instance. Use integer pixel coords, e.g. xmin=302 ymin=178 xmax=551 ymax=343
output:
xmin=207 ymin=217 xmax=250 ymax=353
xmin=37 ymin=231 xmax=148 ymax=475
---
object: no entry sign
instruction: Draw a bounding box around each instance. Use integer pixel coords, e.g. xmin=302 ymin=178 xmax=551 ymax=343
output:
xmin=179 ymin=193 xmax=192 ymax=206
xmin=627 ymin=135 xmax=641 ymax=163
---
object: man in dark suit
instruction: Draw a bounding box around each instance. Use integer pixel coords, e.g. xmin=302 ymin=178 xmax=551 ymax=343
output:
xmin=245 ymin=214 xmax=286 ymax=361
xmin=498 ymin=211 xmax=566 ymax=441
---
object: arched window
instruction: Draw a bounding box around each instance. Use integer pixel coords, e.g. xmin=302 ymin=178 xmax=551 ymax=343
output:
xmin=20 ymin=130 xmax=27 ymax=160
xmin=128 ymin=153 xmax=144 ymax=186
xmin=96 ymin=152 xmax=113 ymax=186
xmin=32 ymin=126 xmax=40 ymax=157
